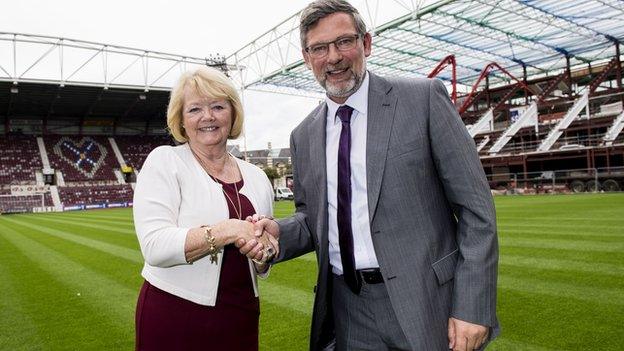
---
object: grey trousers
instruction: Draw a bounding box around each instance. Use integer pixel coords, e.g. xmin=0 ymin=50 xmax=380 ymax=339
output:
xmin=332 ymin=274 xmax=411 ymax=351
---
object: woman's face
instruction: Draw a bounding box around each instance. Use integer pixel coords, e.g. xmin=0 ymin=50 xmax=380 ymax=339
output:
xmin=182 ymin=85 xmax=233 ymax=150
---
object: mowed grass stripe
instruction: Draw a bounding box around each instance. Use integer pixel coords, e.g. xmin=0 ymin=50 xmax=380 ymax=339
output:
xmin=60 ymin=210 xmax=133 ymax=221
xmin=0 ymin=222 xmax=136 ymax=350
xmin=497 ymin=222 xmax=623 ymax=231
xmin=501 ymin=245 xmax=624 ymax=267
xmin=499 ymin=274 xmax=624 ymax=306
xmin=498 ymin=228 xmax=623 ymax=239
xmin=490 ymin=338 xmax=562 ymax=351
xmin=492 ymin=193 xmax=622 ymax=205
xmin=500 ymin=236 xmax=624 ymax=252
xmin=1 ymin=217 xmax=142 ymax=263
xmin=0 ymin=235 xmax=45 ymax=351
xmin=500 ymin=254 xmax=624 ymax=277
xmin=17 ymin=215 xmax=136 ymax=235
xmin=497 ymin=216 xmax=624 ymax=224
xmin=258 ymin=280 xmax=314 ymax=315
xmin=489 ymin=337 xmax=564 ymax=351
xmin=23 ymin=217 xmax=140 ymax=251
xmin=293 ymin=252 xmax=317 ymax=263
xmin=38 ymin=212 xmax=136 ymax=228
xmin=52 ymin=212 xmax=135 ymax=224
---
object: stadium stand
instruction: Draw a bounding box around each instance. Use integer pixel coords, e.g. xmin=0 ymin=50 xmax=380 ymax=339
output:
xmin=44 ymin=135 xmax=120 ymax=183
xmin=43 ymin=192 xmax=54 ymax=207
xmin=0 ymin=194 xmax=45 ymax=213
xmin=0 ymin=134 xmax=42 ymax=185
xmin=115 ymin=135 xmax=174 ymax=170
xmin=58 ymin=184 xmax=133 ymax=208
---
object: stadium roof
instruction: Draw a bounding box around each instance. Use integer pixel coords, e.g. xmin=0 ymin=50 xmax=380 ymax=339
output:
xmin=0 ymin=32 xmax=227 ymax=128
xmin=226 ymin=0 xmax=624 ymax=96
xmin=0 ymin=80 xmax=170 ymax=124
xmin=0 ymin=32 xmax=226 ymax=91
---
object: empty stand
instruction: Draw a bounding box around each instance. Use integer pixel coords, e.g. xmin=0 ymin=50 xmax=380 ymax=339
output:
xmin=476 ymin=136 xmax=491 ymax=153
xmin=468 ymin=109 xmax=494 ymax=137
xmin=537 ymin=91 xmax=590 ymax=152
xmin=604 ymin=111 xmax=624 ymax=146
xmin=489 ymin=102 xmax=539 ymax=154
xmin=58 ymin=184 xmax=133 ymax=207
xmin=0 ymin=135 xmax=43 ymax=185
xmin=44 ymin=135 xmax=120 ymax=183
xmin=115 ymin=135 xmax=174 ymax=170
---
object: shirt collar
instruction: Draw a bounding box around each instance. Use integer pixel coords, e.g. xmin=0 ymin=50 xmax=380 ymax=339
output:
xmin=326 ymin=71 xmax=369 ymax=124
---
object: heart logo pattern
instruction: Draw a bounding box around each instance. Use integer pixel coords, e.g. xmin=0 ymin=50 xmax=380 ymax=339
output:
xmin=53 ymin=137 xmax=108 ymax=179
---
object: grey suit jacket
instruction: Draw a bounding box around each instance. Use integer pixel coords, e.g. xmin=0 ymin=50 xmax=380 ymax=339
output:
xmin=277 ymin=72 xmax=499 ymax=350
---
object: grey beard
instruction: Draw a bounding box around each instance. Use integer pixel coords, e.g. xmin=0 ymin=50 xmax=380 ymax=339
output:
xmin=321 ymin=67 xmax=365 ymax=98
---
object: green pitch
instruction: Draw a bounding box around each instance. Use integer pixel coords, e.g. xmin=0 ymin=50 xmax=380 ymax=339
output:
xmin=0 ymin=194 xmax=622 ymax=350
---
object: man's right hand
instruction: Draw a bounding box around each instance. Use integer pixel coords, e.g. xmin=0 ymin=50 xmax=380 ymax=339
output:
xmin=235 ymin=215 xmax=280 ymax=261
xmin=249 ymin=214 xmax=280 ymax=239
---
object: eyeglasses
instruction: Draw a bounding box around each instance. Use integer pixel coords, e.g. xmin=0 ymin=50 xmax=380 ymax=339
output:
xmin=304 ymin=34 xmax=361 ymax=59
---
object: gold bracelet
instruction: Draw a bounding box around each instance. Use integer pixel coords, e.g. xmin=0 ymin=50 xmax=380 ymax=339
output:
xmin=201 ymin=225 xmax=220 ymax=264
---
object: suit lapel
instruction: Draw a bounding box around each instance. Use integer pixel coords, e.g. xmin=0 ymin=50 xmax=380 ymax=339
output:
xmin=366 ymin=73 xmax=396 ymax=222
xmin=308 ymin=104 xmax=330 ymax=257
xmin=309 ymin=104 xmax=328 ymax=197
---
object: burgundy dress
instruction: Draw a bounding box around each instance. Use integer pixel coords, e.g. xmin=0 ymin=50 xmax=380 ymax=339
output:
xmin=135 ymin=178 xmax=260 ymax=350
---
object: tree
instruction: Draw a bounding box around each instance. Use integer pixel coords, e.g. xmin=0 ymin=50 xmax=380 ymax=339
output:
xmin=282 ymin=163 xmax=292 ymax=175
xmin=263 ymin=167 xmax=279 ymax=187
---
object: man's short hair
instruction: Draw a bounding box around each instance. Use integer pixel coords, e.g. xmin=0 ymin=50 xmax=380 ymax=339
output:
xmin=166 ymin=66 xmax=244 ymax=143
xmin=299 ymin=0 xmax=367 ymax=49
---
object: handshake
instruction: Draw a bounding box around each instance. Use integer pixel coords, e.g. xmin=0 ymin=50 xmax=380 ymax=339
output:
xmin=234 ymin=214 xmax=280 ymax=265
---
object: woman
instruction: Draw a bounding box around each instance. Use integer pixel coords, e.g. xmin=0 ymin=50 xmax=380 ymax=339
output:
xmin=133 ymin=66 xmax=275 ymax=350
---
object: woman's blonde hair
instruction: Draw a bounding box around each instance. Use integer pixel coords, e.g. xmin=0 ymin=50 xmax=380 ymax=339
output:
xmin=167 ymin=66 xmax=244 ymax=143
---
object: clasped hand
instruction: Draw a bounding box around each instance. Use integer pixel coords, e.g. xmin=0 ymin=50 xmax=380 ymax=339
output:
xmin=235 ymin=214 xmax=280 ymax=264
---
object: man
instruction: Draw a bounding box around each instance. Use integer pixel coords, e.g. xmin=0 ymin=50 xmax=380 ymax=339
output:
xmin=239 ymin=0 xmax=499 ymax=350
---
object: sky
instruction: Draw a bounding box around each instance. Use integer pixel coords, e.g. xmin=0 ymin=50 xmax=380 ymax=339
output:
xmin=1 ymin=0 xmax=418 ymax=150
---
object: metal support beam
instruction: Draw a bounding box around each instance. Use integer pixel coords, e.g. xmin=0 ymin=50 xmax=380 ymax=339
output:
xmin=523 ymin=63 xmax=528 ymax=105
xmin=427 ymin=54 xmax=457 ymax=103
xmin=485 ymin=75 xmax=490 ymax=108
xmin=566 ymin=54 xmax=573 ymax=96
xmin=459 ymin=61 xmax=534 ymax=115
xmin=615 ymin=40 xmax=622 ymax=92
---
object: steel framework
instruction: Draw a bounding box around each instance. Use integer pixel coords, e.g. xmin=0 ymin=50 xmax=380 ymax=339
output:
xmin=0 ymin=32 xmax=225 ymax=91
xmin=226 ymin=0 xmax=624 ymax=96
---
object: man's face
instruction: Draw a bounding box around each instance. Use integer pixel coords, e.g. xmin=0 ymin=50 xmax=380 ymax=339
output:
xmin=303 ymin=12 xmax=371 ymax=103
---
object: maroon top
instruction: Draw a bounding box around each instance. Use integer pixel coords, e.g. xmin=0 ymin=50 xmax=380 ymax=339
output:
xmin=216 ymin=178 xmax=260 ymax=311
xmin=135 ymin=178 xmax=260 ymax=351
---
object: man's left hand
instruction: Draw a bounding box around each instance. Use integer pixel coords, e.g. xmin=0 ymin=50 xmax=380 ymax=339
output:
xmin=448 ymin=317 xmax=488 ymax=351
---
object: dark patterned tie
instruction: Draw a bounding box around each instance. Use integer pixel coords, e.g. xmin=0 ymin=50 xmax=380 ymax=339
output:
xmin=336 ymin=105 xmax=360 ymax=294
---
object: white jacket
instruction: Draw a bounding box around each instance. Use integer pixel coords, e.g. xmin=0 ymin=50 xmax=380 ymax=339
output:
xmin=133 ymin=143 xmax=274 ymax=306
